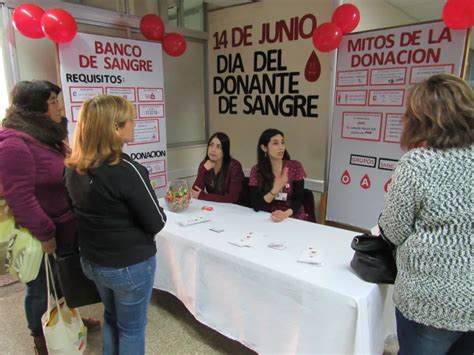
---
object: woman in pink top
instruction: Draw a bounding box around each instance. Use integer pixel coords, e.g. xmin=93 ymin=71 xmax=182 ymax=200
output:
xmin=191 ymin=132 xmax=244 ymax=203
xmin=249 ymin=128 xmax=307 ymax=222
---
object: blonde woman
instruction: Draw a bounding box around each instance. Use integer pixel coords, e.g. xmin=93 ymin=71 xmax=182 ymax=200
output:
xmin=379 ymin=74 xmax=474 ymax=355
xmin=65 ymin=95 xmax=166 ymax=355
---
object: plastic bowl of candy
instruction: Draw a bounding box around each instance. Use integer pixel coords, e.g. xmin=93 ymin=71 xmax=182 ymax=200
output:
xmin=165 ymin=180 xmax=190 ymax=212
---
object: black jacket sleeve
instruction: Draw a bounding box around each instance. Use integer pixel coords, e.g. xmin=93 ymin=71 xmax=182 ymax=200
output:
xmin=249 ymin=186 xmax=267 ymax=212
xmin=121 ymin=160 xmax=167 ymax=235
xmin=290 ymin=180 xmax=304 ymax=215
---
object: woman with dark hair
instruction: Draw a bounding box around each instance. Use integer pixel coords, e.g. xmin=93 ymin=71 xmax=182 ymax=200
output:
xmin=249 ymin=128 xmax=307 ymax=222
xmin=0 ymin=80 xmax=99 ymax=354
xmin=191 ymin=132 xmax=244 ymax=203
xmin=379 ymin=74 xmax=474 ymax=355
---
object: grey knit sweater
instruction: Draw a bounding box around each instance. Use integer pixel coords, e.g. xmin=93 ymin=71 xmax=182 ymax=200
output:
xmin=379 ymin=145 xmax=473 ymax=332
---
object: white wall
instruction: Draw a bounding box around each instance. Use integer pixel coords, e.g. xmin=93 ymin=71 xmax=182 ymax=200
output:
xmin=167 ymin=144 xmax=207 ymax=186
xmin=345 ymin=0 xmax=417 ymax=31
xmin=0 ymin=16 xmax=11 ymax=120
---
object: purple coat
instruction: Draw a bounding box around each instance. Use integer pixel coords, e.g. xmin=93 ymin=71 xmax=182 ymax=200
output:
xmin=0 ymin=128 xmax=75 ymax=246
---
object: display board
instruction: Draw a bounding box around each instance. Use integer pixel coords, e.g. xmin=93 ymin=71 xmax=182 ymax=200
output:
xmin=208 ymin=1 xmax=334 ymax=179
xmin=327 ymin=21 xmax=469 ymax=229
xmin=58 ymin=33 xmax=168 ymax=196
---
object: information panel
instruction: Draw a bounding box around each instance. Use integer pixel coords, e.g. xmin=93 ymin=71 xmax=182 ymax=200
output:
xmin=327 ymin=21 xmax=468 ymax=229
xmin=59 ymin=33 xmax=168 ymax=196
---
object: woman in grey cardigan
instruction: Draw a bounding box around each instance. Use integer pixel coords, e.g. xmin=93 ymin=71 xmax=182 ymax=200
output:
xmin=379 ymin=74 xmax=473 ymax=355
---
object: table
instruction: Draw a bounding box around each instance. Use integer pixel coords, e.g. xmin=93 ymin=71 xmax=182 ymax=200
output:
xmin=153 ymin=199 xmax=395 ymax=354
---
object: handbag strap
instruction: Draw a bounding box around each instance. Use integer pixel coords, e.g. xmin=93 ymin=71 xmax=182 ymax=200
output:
xmin=378 ymin=225 xmax=395 ymax=251
xmin=44 ymin=253 xmax=63 ymax=323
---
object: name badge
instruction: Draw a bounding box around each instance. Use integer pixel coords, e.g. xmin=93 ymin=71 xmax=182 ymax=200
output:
xmin=275 ymin=192 xmax=288 ymax=201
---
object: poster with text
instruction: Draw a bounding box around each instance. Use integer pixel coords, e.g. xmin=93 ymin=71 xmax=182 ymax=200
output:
xmin=327 ymin=21 xmax=469 ymax=229
xmin=210 ymin=14 xmax=322 ymax=120
xmin=208 ymin=2 xmax=334 ymax=180
xmin=58 ymin=33 xmax=167 ymax=197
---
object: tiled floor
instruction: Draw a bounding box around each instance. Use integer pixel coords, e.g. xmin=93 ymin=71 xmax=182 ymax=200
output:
xmin=0 ymin=280 xmax=398 ymax=354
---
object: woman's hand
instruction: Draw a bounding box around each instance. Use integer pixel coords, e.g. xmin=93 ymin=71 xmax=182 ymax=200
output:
xmin=42 ymin=238 xmax=57 ymax=254
xmin=191 ymin=185 xmax=202 ymax=199
xmin=273 ymin=167 xmax=289 ymax=193
xmin=271 ymin=209 xmax=292 ymax=222
xmin=203 ymin=160 xmax=216 ymax=171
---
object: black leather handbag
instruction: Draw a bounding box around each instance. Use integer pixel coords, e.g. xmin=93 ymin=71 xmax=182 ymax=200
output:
xmin=350 ymin=233 xmax=397 ymax=284
xmin=54 ymin=253 xmax=101 ymax=308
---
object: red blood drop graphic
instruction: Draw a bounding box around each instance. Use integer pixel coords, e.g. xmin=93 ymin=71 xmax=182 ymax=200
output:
xmin=384 ymin=178 xmax=392 ymax=192
xmin=360 ymin=174 xmax=371 ymax=189
xmin=305 ymin=51 xmax=321 ymax=82
xmin=341 ymin=170 xmax=351 ymax=185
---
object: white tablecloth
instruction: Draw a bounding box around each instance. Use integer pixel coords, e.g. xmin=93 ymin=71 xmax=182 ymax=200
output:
xmin=153 ymin=199 xmax=395 ymax=354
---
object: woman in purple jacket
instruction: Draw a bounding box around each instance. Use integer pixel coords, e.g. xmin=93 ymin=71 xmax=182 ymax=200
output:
xmin=0 ymin=81 xmax=98 ymax=354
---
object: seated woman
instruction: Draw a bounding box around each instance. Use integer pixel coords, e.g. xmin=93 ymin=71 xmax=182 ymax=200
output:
xmin=249 ymin=128 xmax=307 ymax=222
xmin=191 ymin=132 xmax=244 ymax=203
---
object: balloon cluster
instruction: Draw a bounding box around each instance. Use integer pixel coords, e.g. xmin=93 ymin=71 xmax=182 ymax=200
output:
xmin=442 ymin=0 xmax=474 ymax=29
xmin=312 ymin=3 xmax=360 ymax=53
xmin=139 ymin=14 xmax=187 ymax=57
xmin=12 ymin=3 xmax=77 ymax=43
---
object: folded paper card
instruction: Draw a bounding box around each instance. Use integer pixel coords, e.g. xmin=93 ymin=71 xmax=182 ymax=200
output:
xmin=178 ymin=216 xmax=210 ymax=227
xmin=297 ymin=246 xmax=323 ymax=266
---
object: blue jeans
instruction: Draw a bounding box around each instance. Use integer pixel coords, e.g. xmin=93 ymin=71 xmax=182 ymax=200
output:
xmin=396 ymin=308 xmax=474 ymax=355
xmin=81 ymin=256 xmax=156 ymax=355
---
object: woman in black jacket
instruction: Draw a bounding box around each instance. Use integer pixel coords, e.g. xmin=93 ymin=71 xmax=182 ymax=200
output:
xmin=65 ymin=95 xmax=166 ymax=355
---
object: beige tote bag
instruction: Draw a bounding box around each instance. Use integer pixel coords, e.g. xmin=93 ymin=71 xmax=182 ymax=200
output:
xmin=41 ymin=255 xmax=87 ymax=355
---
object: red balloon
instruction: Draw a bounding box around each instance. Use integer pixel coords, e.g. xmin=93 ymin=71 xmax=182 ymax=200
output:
xmin=41 ymin=9 xmax=77 ymax=43
xmin=140 ymin=14 xmax=165 ymax=41
xmin=332 ymin=3 xmax=360 ymax=33
xmin=12 ymin=4 xmax=45 ymax=39
xmin=163 ymin=33 xmax=187 ymax=57
xmin=448 ymin=0 xmax=474 ymax=8
xmin=470 ymin=1 xmax=474 ymax=25
xmin=443 ymin=0 xmax=474 ymax=29
xmin=312 ymin=22 xmax=343 ymax=52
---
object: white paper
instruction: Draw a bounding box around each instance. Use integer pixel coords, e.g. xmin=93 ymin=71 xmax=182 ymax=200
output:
xmin=178 ymin=216 xmax=210 ymax=227
xmin=297 ymin=246 xmax=324 ymax=265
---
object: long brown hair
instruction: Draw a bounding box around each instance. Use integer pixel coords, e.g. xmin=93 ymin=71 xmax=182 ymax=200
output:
xmin=401 ymin=74 xmax=474 ymax=150
xmin=65 ymin=95 xmax=134 ymax=173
